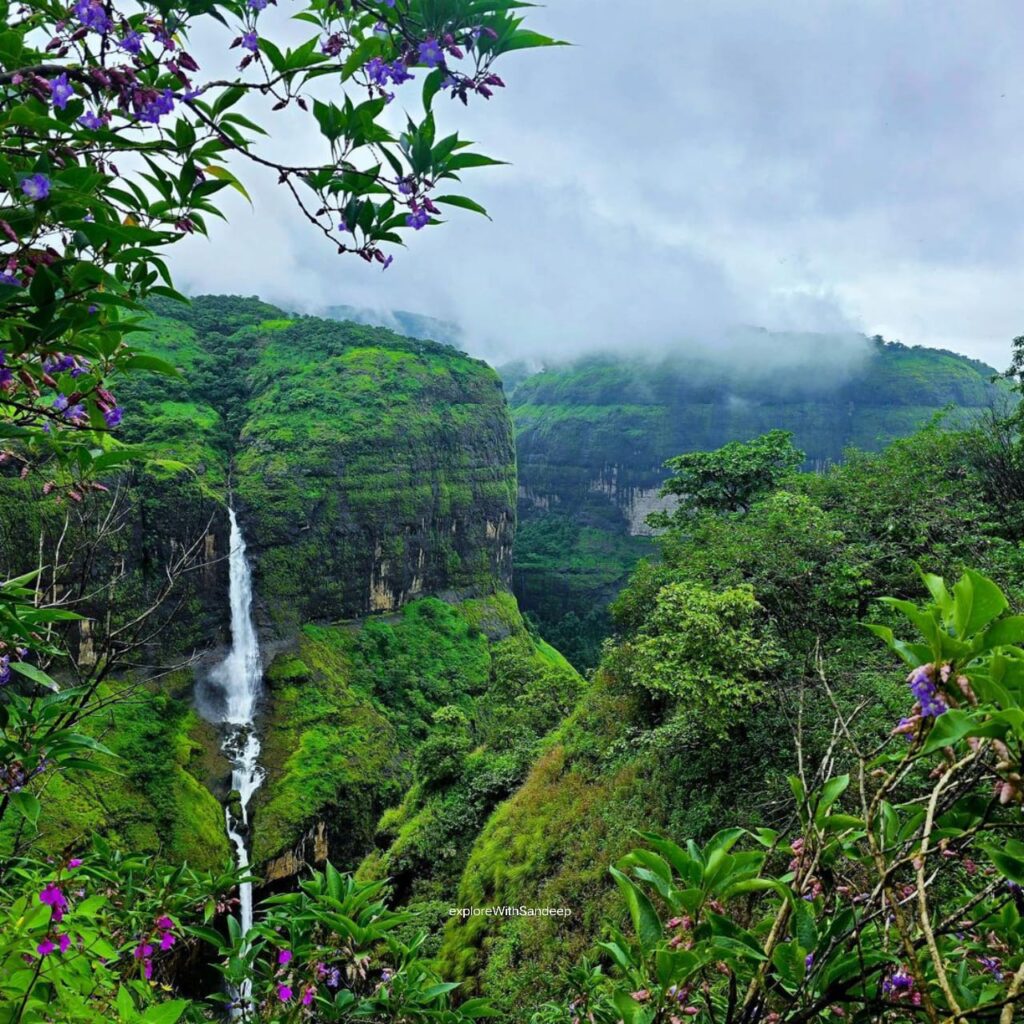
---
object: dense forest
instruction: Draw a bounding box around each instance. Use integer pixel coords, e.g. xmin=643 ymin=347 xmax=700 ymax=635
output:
xmin=5 ymin=293 xmax=1024 ymax=1021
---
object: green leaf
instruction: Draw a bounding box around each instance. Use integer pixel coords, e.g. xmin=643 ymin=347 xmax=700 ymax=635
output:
xmin=433 ymin=194 xmax=490 ymax=218
xmin=953 ymin=569 xmax=1008 ymax=639
xmin=609 ymin=866 xmax=662 ymax=950
xmin=123 ymin=354 xmax=182 ymax=376
xmin=10 ymin=662 xmax=59 ymax=691
xmin=981 ymin=615 xmax=1024 ymax=650
xmin=140 ymin=1000 xmax=189 ymax=1024
xmin=202 ymin=165 xmax=252 ymax=204
xmin=11 ymin=791 xmax=40 ymax=826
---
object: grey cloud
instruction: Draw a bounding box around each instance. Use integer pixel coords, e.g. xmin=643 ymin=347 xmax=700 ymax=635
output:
xmin=171 ymin=0 xmax=1024 ymax=371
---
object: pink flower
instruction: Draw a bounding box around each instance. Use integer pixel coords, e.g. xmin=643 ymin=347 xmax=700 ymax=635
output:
xmin=39 ymin=884 xmax=68 ymax=922
xmin=278 ymin=948 xmax=293 ymax=965
xmin=278 ymin=984 xmax=293 ymax=1002
xmin=68 ymin=858 xmax=82 ymax=868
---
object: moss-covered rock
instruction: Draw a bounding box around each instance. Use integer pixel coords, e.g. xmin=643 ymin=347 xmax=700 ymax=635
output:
xmin=0 ymin=673 xmax=230 ymax=870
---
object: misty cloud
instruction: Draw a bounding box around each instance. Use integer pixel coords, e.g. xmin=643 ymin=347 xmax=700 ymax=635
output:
xmin=170 ymin=0 xmax=1024 ymax=370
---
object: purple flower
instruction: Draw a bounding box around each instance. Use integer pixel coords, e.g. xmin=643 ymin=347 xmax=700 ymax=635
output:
xmin=133 ymin=942 xmax=154 ymax=960
xmin=248 ymin=0 xmax=268 ymax=8
xmin=883 ymin=968 xmax=914 ymax=995
xmin=50 ymin=73 xmax=74 ymax=109
xmin=278 ymin=984 xmax=293 ymax=1002
xmin=381 ymin=254 xmax=394 ymax=270
xmin=418 ymin=38 xmax=444 ymax=68
xmin=74 ymin=0 xmax=110 ymax=34
xmin=365 ymin=57 xmax=388 ymax=85
xmin=380 ymin=968 xmax=393 ymax=982
xmin=37 ymin=938 xmax=56 ymax=957
xmin=398 ymin=177 xmax=414 ymax=196
xmin=159 ymin=931 xmax=175 ymax=950
xmin=120 ymin=30 xmax=142 ymax=54
xmin=64 ymin=403 xmax=86 ymax=422
xmin=156 ymin=916 xmax=173 ymax=930
xmin=908 ymin=665 xmax=947 ymax=718
xmin=406 ymin=208 xmax=429 ymax=230
xmin=68 ymin=858 xmax=82 ymax=868
xmin=58 ymin=933 xmax=71 ymax=953
xmin=51 ymin=394 xmax=69 ymax=413
xmin=278 ymin=949 xmax=293 ymax=965
xmin=44 ymin=355 xmax=75 ymax=373
xmin=240 ymin=31 xmax=259 ymax=52
xmin=804 ymin=953 xmax=814 ymax=970
xmin=21 ymin=174 xmax=51 ymax=202
xmin=0 ymin=655 xmax=10 ymax=685
xmin=302 ymin=988 xmax=314 ymax=1006
xmin=978 ymin=956 xmax=1003 ymax=981
xmin=0 ymin=273 xmax=21 ymax=288
xmin=77 ymin=110 xmax=108 ymax=130
xmin=139 ymin=89 xmax=175 ymax=124
xmin=388 ymin=60 xmax=413 ymax=84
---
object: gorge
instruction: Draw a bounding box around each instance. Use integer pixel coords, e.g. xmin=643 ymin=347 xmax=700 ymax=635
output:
xmin=0 ymin=295 xmax=1011 ymax=1016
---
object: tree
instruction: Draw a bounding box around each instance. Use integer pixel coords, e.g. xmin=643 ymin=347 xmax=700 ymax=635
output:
xmin=0 ymin=0 xmax=560 ymax=494
xmin=539 ymin=569 xmax=1024 ymax=1024
xmin=650 ymin=430 xmax=805 ymax=527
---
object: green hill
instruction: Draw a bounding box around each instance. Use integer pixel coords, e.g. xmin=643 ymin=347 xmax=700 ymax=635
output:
xmin=508 ymin=335 xmax=1007 ymax=666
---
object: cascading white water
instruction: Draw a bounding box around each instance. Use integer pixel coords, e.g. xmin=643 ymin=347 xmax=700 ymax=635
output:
xmin=210 ymin=507 xmax=264 ymax=1014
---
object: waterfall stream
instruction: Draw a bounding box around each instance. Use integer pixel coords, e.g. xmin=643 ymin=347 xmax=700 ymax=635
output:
xmin=210 ymin=507 xmax=264 ymax=1012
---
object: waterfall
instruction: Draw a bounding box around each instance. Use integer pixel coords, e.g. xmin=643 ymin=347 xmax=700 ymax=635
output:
xmin=210 ymin=507 xmax=264 ymax=1014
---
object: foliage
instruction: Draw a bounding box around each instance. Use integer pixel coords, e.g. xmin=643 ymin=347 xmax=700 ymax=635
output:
xmin=539 ymin=569 xmax=1024 ymax=1023
xmin=210 ymin=865 xmax=496 ymax=1022
xmin=606 ymin=582 xmax=780 ymax=737
xmin=653 ymin=429 xmax=804 ymax=521
xmin=0 ymin=0 xmax=558 ymax=491
xmin=509 ymin=342 xmax=1008 ymax=663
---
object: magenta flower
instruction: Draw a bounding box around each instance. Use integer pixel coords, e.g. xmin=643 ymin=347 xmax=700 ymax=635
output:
xmin=160 ymin=931 xmax=176 ymax=951
xmin=278 ymin=948 xmax=293 ymax=966
xmin=58 ymin=933 xmax=71 ymax=953
xmin=133 ymin=943 xmax=154 ymax=960
xmin=156 ymin=916 xmax=173 ymax=930
xmin=277 ymin=984 xmax=293 ymax=1002
xmin=68 ymin=858 xmax=82 ymax=868
xmin=39 ymin=883 xmax=68 ymax=922
xmin=301 ymin=987 xmax=314 ymax=1006
xmin=37 ymin=938 xmax=56 ymax=957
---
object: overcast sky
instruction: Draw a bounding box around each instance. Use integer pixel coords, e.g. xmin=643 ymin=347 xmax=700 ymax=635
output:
xmin=171 ymin=1 xmax=1024 ymax=370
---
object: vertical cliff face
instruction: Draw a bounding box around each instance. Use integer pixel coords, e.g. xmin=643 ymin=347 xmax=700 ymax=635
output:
xmin=119 ymin=296 xmax=516 ymax=630
xmin=507 ymin=337 xmax=1006 ymax=666
xmin=230 ymin=316 xmax=516 ymax=630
